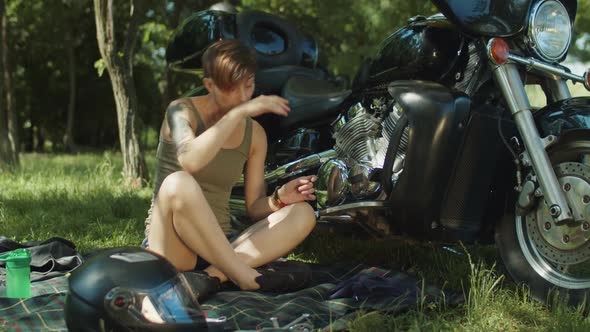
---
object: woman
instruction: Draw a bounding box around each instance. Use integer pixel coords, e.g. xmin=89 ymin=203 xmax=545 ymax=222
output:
xmin=143 ymin=39 xmax=317 ymax=291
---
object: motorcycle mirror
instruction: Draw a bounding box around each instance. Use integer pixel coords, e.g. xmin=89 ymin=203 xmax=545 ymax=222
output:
xmin=487 ymin=38 xmax=510 ymax=65
xmin=584 ymin=70 xmax=590 ymax=91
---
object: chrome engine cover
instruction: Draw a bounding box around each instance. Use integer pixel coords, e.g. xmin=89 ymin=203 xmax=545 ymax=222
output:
xmin=333 ymin=103 xmax=381 ymax=165
xmin=316 ymin=159 xmax=349 ymax=209
xmin=321 ymin=100 xmax=408 ymax=206
xmin=349 ymin=162 xmax=381 ymax=199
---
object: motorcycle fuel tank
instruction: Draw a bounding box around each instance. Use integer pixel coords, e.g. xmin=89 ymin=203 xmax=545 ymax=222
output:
xmin=365 ymin=19 xmax=465 ymax=87
xmin=166 ymin=11 xmax=237 ymax=72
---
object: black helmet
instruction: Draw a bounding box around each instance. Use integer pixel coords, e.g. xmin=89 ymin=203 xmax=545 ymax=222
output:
xmin=65 ymin=247 xmax=208 ymax=332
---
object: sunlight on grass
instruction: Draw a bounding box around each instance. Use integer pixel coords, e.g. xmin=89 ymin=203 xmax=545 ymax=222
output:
xmin=292 ymin=233 xmax=590 ymax=331
xmin=3 ymin=153 xmax=590 ymax=330
xmin=0 ymin=151 xmax=156 ymax=252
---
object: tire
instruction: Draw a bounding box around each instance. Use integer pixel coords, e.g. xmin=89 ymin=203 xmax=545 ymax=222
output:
xmin=496 ymin=134 xmax=590 ymax=306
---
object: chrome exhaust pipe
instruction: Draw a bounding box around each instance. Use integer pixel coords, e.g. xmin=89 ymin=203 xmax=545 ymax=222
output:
xmin=235 ymin=150 xmax=336 ymax=187
xmin=318 ymin=201 xmax=389 ymax=217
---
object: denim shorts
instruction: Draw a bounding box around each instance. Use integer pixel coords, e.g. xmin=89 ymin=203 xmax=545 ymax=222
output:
xmin=140 ymin=230 xmax=240 ymax=271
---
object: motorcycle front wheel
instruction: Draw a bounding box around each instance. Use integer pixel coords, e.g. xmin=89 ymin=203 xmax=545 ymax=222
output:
xmin=496 ymin=134 xmax=590 ymax=306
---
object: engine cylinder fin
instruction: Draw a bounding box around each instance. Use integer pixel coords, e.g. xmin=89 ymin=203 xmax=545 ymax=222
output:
xmin=334 ymin=114 xmax=381 ymax=162
xmin=333 ymin=101 xmax=411 ymax=171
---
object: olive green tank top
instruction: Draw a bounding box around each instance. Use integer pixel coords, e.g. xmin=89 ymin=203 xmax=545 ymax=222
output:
xmin=144 ymin=101 xmax=252 ymax=237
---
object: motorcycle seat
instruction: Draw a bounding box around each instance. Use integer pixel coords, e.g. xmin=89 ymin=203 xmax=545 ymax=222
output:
xmin=280 ymin=76 xmax=351 ymax=129
xmin=255 ymin=65 xmax=327 ymax=95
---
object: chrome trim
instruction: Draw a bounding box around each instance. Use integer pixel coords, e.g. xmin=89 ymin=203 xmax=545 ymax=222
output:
xmin=493 ymin=64 xmax=572 ymax=223
xmin=229 ymin=198 xmax=247 ymax=217
xmin=315 ymin=159 xmax=350 ymax=209
xmin=545 ymin=78 xmax=571 ymax=102
xmin=349 ymin=162 xmax=382 ymax=199
xmin=235 ymin=150 xmax=337 ymax=187
xmin=493 ymin=63 xmax=531 ymax=115
xmin=318 ymin=201 xmax=389 ymax=216
xmin=347 ymin=102 xmax=366 ymax=120
xmin=317 ymin=215 xmax=354 ymax=223
xmin=527 ymin=0 xmax=572 ymax=62
xmin=331 ymin=114 xmax=346 ymax=132
xmin=229 ymin=198 xmax=245 ymax=206
xmin=506 ymin=53 xmax=589 ymax=91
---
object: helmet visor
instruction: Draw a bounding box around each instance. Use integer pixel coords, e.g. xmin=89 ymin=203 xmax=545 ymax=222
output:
xmin=104 ymin=274 xmax=205 ymax=326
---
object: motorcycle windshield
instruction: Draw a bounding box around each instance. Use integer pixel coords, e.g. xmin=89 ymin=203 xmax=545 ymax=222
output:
xmin=432 ymin=0 xmax=533 ymax=37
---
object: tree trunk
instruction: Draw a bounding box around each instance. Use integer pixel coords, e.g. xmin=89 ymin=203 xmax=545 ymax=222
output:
xmin=63 ymin=30 xmax=78 ymax=153
xmin=93 ymin=0 xmax=148 ymax=187
xmin=35 ymin=126 xmax=44 ymax=152
xmin=0 ymin=1 xmax=11 ymax=169
xmin=0 ymin=76 xmax=12 ymax=170
xmin=108 ymin=64 xmax=147 ymax=187
xmin=0 ymin=0 xmax=18 ymax=168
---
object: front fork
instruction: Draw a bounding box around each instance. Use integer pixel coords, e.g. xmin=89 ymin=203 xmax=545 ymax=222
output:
xmin=493 ymin=63 xmax=573 ymax=223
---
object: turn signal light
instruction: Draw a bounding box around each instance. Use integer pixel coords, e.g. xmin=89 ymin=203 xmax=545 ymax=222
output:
xmin=585 ymin=70 xmax=590 ymax=91
xmin=488 ymin=38 xmax=510 ymax=65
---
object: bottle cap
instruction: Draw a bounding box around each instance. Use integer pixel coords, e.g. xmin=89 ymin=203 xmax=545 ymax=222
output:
xmin=0 ymin=248 xmax=31 ymax=269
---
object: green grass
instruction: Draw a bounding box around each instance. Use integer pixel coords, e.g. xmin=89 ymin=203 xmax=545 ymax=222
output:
xmin=0 ymin=152 xmax=155 ymax=252
xmin=3 ymin=153 xmax=590 ymax=331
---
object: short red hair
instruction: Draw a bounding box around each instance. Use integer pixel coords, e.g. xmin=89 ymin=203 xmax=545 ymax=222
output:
xmin=202 ymin=39 xmax=257 ymax=91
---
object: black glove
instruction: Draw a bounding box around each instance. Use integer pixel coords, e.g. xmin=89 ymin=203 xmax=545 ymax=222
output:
xmin=182 ymin=270 xmax=222 ymax=301
xmin=254 ymin=260 xmax=312 ymax=293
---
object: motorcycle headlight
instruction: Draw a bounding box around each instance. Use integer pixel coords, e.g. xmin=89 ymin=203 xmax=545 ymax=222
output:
xmin=528 ymin=0 xmax=572 ymax=62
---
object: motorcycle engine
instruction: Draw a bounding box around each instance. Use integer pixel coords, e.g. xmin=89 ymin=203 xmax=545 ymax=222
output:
xmin=316 ymin=99 xmax=409 ymax=208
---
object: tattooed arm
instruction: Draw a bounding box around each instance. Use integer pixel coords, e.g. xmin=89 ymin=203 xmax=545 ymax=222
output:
xmin=166 ymin=95 xmax=290 ymax=174
xmin=166 ymin=99 xmax=244 ymax=174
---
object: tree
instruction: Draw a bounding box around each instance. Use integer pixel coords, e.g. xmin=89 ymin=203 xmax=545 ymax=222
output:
xmin=0 ymin=0 xmax=18 ymax=170
xmin=571 ymin=1 xmax=590 ymax=62
xmin=62 ymin=27 xmax=78 ymax=153
xmin=94 ymin=0 xmax=148 ymax=187
xmin=62 ymin=0 xmax=87 ymax=154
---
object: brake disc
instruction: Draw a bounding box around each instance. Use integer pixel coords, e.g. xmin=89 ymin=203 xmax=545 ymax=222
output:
xmin=526 ymin=162 xmax=590 ymax=265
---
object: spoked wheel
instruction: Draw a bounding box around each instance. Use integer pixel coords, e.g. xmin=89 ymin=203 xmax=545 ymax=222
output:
xmin=496 ymin=136 xmax=590 ymax=305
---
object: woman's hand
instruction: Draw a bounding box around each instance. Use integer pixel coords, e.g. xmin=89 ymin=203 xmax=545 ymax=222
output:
xmin=234 ymin=95 xmax=290 ymax=118
xmin=278 ymin=175 xmax=318 ymax=205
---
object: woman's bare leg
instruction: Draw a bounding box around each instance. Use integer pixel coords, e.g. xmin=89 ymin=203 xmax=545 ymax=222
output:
xmin=204 ymin=201 xmax=316 ymax=282
xmin=147 ymin=171 xmax=260 ymax=290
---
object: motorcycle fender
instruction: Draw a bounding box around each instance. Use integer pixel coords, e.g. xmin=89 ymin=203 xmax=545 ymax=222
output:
xmin=386 ymin=80 xmax=471 ymax=237
xmin=535 ymin=97 xmax=590 ymax=138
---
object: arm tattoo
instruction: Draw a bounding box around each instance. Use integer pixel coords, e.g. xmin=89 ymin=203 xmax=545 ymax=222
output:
xmin=166 ymin=102 xmax=195 ymax=156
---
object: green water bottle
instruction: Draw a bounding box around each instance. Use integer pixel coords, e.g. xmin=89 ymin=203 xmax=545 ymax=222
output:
xmin=0 ymin=248 xmax=31 ymax=298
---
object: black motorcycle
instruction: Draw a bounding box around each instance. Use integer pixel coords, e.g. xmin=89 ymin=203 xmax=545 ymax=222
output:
xmin=166 ymin=0 xmax=590 ymax=305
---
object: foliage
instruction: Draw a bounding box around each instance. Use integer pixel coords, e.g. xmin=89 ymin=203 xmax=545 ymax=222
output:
xmin=7 ymin=0 xmax=119 ymax=150
xmin=571 ymin=1 xmax=590 ymax=62
xmin=3 ymin=1 xmax=590 ymax=152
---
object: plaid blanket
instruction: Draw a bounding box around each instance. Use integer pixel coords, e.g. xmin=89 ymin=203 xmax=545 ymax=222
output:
xmin=0 ymin=264 xmax=461 ymax=331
